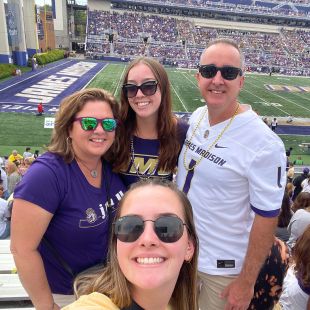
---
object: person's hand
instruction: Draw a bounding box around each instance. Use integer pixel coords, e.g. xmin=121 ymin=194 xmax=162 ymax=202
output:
xmin=220 ymin=277 xmax=254 ymax=310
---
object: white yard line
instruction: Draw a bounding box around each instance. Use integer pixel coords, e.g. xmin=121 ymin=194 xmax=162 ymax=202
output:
xmin=113 ymin=65 xmax=126 ymax=97
xmin=170 ymin=81 xmax=188 ymax=112
xmin=241 ymin=86 xmax=289 ymax=115
xmin=248 ymin=76 xmax=310 ymax=113
xmin=82 ymin=63 xmax=108 ymax=89
xmin=182 ymin=72 xmax=198 ymax=88
xmin=0 ymin=60 xmax=74 ymax=92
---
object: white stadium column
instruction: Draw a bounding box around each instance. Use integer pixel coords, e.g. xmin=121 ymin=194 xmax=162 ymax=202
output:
xmin=23 ymin=0 xmax=38 ymax=58
xmin=7 ymin=0 xmax=28 ymax=66
xmin=0 ymin=0 xmax=11 ymax=63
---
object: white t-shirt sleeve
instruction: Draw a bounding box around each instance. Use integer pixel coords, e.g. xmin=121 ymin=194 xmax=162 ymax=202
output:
xmin=247 ymin=139 xmax=286 ymax=216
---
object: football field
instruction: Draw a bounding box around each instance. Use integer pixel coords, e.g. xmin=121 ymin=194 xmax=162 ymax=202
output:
xmin=0 ymin=61 xmax=310 ymax=160
xmin=87 ymin=63 xmax=310 ymax=118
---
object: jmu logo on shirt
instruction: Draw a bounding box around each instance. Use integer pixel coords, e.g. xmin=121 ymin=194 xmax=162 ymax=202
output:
xmin=129 ymin=156 xmax=169 ymax=176
xmin=79 ymin=190 xmax=124 ymax=228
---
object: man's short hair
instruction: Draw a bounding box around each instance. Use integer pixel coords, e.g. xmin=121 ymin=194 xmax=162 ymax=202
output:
xmin=200 ymin=38 xmax=245 ymax=70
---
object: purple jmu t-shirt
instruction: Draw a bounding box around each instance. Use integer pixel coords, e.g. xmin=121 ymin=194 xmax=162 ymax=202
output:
xmin=14 ymin=152 xmax=126 ymax=294
xmin=120 ymin=120 xmax=189 ymax=187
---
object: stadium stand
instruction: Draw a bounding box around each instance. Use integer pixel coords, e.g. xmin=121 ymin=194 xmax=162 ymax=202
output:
xmin=110 ymin=0 xmax=310 ymax=20
xmin=85 ymin=7 xmax=310 ymax=75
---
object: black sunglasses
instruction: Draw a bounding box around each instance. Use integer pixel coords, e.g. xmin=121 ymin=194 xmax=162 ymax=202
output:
xmin=122 ymin=80 xmax=158 ymax=98
xmin=74 ymin=117 xmax=117 ymax=132
xmin=114 ymin=214 xmax=187 ymax=243
xmin=199 ymin=65 xmax=243 ymax=80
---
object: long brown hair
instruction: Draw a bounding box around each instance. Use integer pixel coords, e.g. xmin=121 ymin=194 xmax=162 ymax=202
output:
xmin=112 ymin=57 xmax=180 ymax=173
xmin=73 ymin=179 xmax=199 ymax=310
xmin=291 ymin=192 xmax=310 ymax=212
xmin=293 ymin=225 xmax=310 ymax=287
xmin=48 ymin=88 xmax=120 ymax=163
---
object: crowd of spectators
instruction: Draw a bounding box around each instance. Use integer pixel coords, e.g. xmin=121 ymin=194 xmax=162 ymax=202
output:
xmin=0 ymin=148 xmax=38 ymax=239
xmin=86 ymin=10 xmax=310 ymax=76
xmin=140 ymin=0 xmax=310 ymax=17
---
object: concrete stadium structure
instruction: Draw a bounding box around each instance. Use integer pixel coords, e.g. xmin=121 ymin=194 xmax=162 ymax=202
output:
xmin=0 ymin=0 xmax=71 ymax=66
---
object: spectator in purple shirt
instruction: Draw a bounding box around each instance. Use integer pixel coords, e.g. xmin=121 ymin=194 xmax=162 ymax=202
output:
xmin=11 ymin=88 xmax=126 ymax=309
xmin=113 ymin=57 xmax=189 ymax=187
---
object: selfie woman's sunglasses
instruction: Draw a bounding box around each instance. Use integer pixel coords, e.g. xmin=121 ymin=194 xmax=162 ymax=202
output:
xmin=198 ymin=65 xmax=243 ymax=80
xmin=114 ymin=214 xmax=187 ymax=243
xmin=74 ymin=117 xmax=117 ymax=132
xmin=122 ymin=80 xmax=158 ymax=98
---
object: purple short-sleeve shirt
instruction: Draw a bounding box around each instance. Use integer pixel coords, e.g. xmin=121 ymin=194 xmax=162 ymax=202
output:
xmin=14 ymin=152 xmax=126 ymax=294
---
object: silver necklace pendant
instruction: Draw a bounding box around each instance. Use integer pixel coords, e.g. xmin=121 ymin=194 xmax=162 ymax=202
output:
xmin=204 ymin=129 xmax=209 ymax=139
xmin=90 ymin=170 xmax=98 ymax=178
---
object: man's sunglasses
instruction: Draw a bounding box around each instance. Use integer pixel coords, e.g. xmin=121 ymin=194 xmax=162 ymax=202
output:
xmin=198 ymin=65 xmax=243 ymax=80
xmin=122 ymin=80 xmax=158 ymax=98
xmin=114 ymin=214 xmax=187 ymax=243
xmin=74 ymin=117 xmax=117 ymax=132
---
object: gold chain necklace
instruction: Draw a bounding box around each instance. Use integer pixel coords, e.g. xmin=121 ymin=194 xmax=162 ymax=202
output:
xmin=183 ymin=104 xmax=240 ymax=171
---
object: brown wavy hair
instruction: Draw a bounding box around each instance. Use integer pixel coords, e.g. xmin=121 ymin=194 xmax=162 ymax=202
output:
xmin=291 ymin=192 xmax=310 ymax=212
xmin=293 ymin=224 xmax=310 ymax=287
xmin=48 ymin=88 xmax=120 ymax=163
xmin=73 ymin=179 xmax=199 ymax=310
xmin=112 ymin=57 xmax=180 ymax=173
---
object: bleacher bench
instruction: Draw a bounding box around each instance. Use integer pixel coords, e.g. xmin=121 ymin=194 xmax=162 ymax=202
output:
xmin=0 ymin=240 xmax=33 ymax=310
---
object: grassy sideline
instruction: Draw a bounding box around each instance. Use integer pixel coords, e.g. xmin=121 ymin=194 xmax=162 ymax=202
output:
xmin=0 ymin=113 xmax=310 ymax=164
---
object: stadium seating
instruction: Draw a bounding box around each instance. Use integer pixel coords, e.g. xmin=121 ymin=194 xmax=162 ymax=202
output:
xmin=121 ymin=0 xmax=310 ymax=17
xmin=85 ymin=9 xmax=310 ymax=76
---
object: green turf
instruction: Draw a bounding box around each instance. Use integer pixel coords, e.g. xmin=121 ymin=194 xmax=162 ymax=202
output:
xmin=0 ymin=113 xmax=52 ymax=156
xmin=1 ymin=62 xmax=310 ymax=159
xmin=280 ymin=135 xmax=310 ymax=165
xmin=88 ymin=64 xmax=310 ymax=117
xmin=0 ymin=65 xmax=32 ymax=82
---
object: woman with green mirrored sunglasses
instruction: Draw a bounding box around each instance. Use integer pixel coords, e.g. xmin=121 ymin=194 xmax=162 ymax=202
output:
xmin=11 ymin=88 xmax=126 ymax=309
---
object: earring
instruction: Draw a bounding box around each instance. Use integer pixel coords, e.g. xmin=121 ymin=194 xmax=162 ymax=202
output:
xmin=66 ymin=136 xmax=71 ymax=145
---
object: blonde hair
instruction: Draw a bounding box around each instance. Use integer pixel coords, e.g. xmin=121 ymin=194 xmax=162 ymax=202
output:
xmin=48 ymin=88 xmax=120 ymax=163
xmin=74 ymin=179 xmax=199 ymax=310
xmin=6 ymin=161 xmax=18 ymax=174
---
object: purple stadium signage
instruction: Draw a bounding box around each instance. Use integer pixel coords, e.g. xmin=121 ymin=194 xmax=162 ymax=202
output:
xmin=0 ymin=60 xmax=107 ymax=114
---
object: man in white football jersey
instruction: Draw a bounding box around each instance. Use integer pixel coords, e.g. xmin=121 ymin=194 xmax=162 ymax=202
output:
xmin=176 ymin=39 xmax=286 ymax=310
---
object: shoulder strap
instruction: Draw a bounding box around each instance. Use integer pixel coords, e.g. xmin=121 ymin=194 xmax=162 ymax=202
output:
xmin=42 ymin=162 xmax=112 ymax=276
xmin=42 ymin=237 xmax=75 ymax=276
xmin=103 ymin=161 xmax=111 ymax=210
